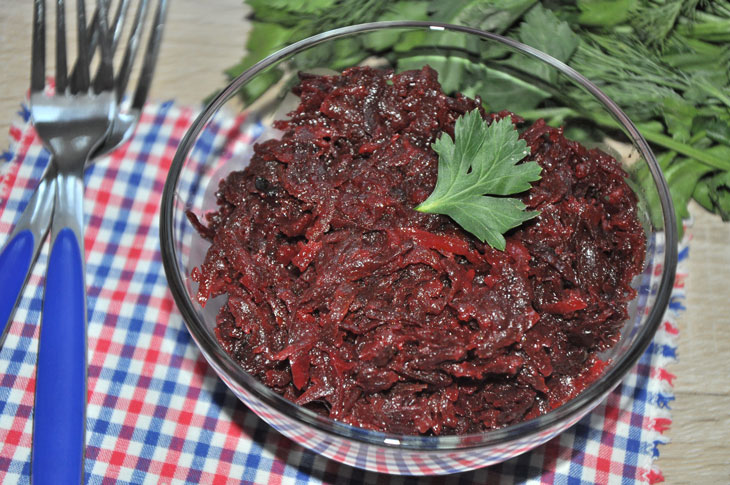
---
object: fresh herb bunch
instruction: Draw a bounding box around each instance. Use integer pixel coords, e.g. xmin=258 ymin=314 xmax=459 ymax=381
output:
xmin=228 ymin=0 xmax=730 ymax=229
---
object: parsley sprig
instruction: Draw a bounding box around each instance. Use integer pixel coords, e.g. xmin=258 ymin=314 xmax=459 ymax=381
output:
xmin=416 ymin=111 xmax=542 ymax=250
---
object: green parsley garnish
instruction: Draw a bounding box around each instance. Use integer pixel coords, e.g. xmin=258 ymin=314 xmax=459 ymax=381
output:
xmin=415 ymin=111 xmax=542 ymax=251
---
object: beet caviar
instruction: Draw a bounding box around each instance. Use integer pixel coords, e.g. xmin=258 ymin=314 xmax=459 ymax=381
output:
xmin=189 ymin=66 xmax=646 ymax=435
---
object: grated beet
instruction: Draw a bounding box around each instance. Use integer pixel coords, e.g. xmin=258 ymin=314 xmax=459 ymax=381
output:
xmin=189 ymin=66 xmax=646 ymax=435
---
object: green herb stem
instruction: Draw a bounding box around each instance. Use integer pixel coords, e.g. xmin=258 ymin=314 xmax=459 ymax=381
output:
xmin=518 ymin=107 xmax=576 ymax=119
xmin=639 ymin=129 xmax=730 ymax=172
xmin=702 ymin=83 xmax=730 ymax=110
xmin=520 ymin=108 xmax=730 ymax=172
xmin=677 ymin=20 xmax=730 ymax=41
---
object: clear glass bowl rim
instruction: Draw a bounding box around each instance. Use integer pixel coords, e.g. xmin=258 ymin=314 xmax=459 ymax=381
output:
xmin=160 ymin=20 xmax=678 ymax=451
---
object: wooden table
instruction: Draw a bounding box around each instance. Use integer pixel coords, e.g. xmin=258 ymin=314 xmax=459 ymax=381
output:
xmin=2 ymin=1 xmax=728 ymax=482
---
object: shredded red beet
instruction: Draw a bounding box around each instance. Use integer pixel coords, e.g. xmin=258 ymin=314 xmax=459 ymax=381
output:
xmin=189 ymin=66 xmax=646 ymax=435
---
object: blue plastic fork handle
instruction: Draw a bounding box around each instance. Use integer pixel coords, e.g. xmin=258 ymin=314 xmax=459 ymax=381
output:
xmin=0 ymin=229 xmax=35 ymax=346
xmin=32 ymin=227 xmax=86 ymax=485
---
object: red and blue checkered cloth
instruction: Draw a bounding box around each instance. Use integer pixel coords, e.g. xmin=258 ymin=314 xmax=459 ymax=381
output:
xmin=0 ymin=100 xmax=687 ymax=484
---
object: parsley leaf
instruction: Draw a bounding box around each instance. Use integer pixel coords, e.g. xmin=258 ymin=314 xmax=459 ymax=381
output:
xmin=516 ymin=5 xmax=580 ymax=84
xmin=415 ymin=110 xmax=542 ymax=250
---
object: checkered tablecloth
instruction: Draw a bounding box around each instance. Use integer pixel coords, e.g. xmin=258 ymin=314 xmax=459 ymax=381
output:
xmin=0 ymin=100 xmax=686 ymax=484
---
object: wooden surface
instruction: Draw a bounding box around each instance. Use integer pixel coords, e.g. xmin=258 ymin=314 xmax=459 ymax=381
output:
xmin=1 ymin=1 xmax=729 ymax=482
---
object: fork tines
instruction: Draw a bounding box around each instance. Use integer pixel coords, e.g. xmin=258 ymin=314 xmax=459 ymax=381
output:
xmin=92 ymin=0 xmax=115 ymax=93
xmin=31 ymin=0 xmax=46 ymax=93
xmin=130 ymin=0 xmax=168 ymax=109
xmin=33 ymin=0 xmax=167 ymax=99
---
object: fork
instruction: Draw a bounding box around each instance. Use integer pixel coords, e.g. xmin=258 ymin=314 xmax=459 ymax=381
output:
xmin=33 ymin=1 xmax=166 ymax=483
xmin=104 ymin=0 xmax=168 ymax=154
xmin=28 ymin=1 xmax=117 ymax=483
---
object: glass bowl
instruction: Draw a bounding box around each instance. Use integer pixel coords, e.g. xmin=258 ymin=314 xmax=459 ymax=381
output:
xmin=160 ymin=21 xmax=677 ymax=475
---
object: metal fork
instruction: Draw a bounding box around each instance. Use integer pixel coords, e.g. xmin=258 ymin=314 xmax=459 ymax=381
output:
xmin=0 ymin=0 xmax=167 ymax=346
xmin=105 ymin=0 xmax=168 ymax=153
xmin=28 ymin=1 xmax=117 ymax=483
